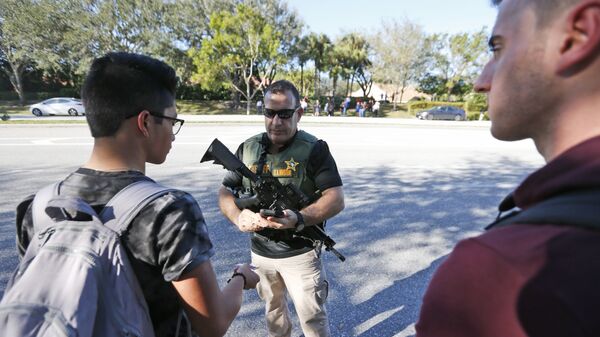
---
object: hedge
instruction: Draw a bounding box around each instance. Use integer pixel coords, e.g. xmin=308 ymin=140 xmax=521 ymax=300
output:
xmin=0 ymin=91 xmax=80 ymax=101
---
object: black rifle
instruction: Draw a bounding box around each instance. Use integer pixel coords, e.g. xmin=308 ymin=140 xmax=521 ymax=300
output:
xmin=201 ymin=138 xmax=345 ymax=262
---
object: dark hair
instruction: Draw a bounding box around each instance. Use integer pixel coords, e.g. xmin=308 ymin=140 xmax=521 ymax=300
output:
xmin=81 ymin=52 xmax=177 ymax=137
xmin=265 ymin=80 xmax=300 ymax=107
xmin=491 ymin=0 xmax=578 ymax=27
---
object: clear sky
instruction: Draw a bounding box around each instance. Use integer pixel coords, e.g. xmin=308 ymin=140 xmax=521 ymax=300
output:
xmin=286 ymin=0 xmax=498 ymax=37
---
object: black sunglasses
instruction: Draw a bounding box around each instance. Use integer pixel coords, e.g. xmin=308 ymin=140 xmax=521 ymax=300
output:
xmin=148 ymin=111 xmax=185 ymax=135
xmin=263 ymin=107 xmax=300 ymax=119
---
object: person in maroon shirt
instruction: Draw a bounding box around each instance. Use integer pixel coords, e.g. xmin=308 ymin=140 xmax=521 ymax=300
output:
xmin=416 ymin=1 xmax=600 ymax=337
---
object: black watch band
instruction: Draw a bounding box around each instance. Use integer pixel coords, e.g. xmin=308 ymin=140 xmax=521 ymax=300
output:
xmin=293 ymin=210 xmax=305 ymax=232
xmin=227 ymin=272 xmax=247 ymax=289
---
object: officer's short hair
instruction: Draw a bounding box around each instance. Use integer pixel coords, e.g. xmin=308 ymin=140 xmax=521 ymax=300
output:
xmin=265 ymin=80 xmax=301 ymax=107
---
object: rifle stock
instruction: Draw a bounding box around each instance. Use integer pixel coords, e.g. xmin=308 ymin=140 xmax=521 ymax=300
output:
xmin=201 ymin=138 xmax=345 ymax=262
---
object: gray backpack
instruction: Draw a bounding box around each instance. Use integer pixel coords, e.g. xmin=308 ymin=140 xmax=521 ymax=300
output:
xmin=0 ymin=180 xmax=175 ymax=337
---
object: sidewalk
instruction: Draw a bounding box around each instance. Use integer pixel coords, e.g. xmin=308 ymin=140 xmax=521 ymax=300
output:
xmin=180 ymin=114 xmax=492 ymax=127
xmin=2 ymin=113 xmax=492 ymax=128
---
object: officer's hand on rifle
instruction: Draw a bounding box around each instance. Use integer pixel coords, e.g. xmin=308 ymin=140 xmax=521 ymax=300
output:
xmin=237 ymin=209 xmax=269 ymax=232
xmin=260 ymin=209 xmax=299 ymax=230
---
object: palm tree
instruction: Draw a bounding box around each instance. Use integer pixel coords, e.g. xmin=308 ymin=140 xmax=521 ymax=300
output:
xmin=305 ymin=33 xmax=331 ymax=99
xmin=292 ymin=36 xmax=311 ymax=96
xmin=335 ymin=33 xmax=371 ymax=97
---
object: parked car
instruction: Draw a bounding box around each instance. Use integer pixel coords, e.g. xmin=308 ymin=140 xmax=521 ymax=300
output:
xmin=30 ymin=98 xmax=85 ymax=116
xmin=417 ymin=106 xmax=466 ymax=121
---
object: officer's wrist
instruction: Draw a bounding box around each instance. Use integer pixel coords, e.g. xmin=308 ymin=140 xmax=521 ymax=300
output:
xmin=292 ymin=210 xmax=305 ymax=232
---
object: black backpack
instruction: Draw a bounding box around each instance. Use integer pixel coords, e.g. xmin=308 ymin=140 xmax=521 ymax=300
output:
xmin=486 ymin=189 xmax=600 ymax=230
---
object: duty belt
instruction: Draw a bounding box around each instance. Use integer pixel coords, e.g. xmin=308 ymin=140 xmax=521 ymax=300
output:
xmin=254 ymin=228 xmax=295 ymax=242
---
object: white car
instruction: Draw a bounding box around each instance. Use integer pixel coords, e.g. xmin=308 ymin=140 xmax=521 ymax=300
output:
xmin=30 ymin=98 xmax=85 ymax=116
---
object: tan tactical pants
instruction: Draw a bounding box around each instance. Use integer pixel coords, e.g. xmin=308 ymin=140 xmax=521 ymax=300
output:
xmin=252 ymin=250 xmax=330 ymax=337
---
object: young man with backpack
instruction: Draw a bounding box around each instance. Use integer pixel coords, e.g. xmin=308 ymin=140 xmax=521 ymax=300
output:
xmin=416 ymin=0 xmax=600 ymax=336
xmin=4 ymin=52 xmax=259 ymax=337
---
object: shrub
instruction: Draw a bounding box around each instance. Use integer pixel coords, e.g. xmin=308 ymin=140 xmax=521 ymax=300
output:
xmin=466 ymin=111 xmax=488 ymax=120
xmin=58 ymin=88 xmax=80 ymax=98
xmin=464 ymin=92 xmax=487 ymax=113
xmin=0 ymin=91 xmax=19 ymax=100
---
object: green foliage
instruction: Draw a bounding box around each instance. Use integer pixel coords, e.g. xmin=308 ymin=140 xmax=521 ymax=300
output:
xmin=0 ymin=91 xmax=20 ymax=100
xmin=332 ymin=33 xmax=372 ymax=97
xmin=305 ymin=33 xmax=332 ymax=97
xmin=1 ymin=0 xmax=490 ymax=109
xmin=189 ymin=3 xmax=292 ymax=113
xmin=417 ymin=73 xmax=447 ymax=97
xmin=420 ymin=29 xmax=489 ymax=100
xmin=464 ymin=92 xmax=488 ymax=112
xmin=177 ymin=84 xmax=229 ymax=101
xmin=0 ymin=0 xmax=64 ymax=103
xmin=467 ymin=110 xmax=488 ymax=120
xmin=58 ymin=88 xmax=80 ymax=98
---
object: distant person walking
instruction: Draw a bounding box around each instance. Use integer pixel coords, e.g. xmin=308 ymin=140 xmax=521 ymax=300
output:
xmin=342 ymin=96 xmax=350 ymax=116
xmin=326 ymin=97 xmax=335 ymax=117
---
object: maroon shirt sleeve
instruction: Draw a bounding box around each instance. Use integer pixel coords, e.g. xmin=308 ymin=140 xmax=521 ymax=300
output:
xmin=416 ymin=238 xmax=528 ymax=337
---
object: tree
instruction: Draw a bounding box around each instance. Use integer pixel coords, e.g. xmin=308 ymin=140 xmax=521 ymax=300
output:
xmin=189 ymin=4 xmax=285 ymax=114
xmin=355 ymin=66 xmax=373 ymax=98
xmin=291 ymin=36 xmax=312 ymax=96
xmin=421 ymin=30 xmax=488 ymax=100
xmin=246 ymin=0 xmax=303 ymax=59
xmin=326 ymin=45 xmax=345 ymax=99
xmin=0 ymin=0 xmax=69 ymax=104
xmin=371 ymin=18 xmax=429 ymax=110
xmin=60 ymin=0 xmax=176 ymax=77
xmin=279 ymin=66 xmax=316 ymax=98
xmin=417 ymin=73 xmax=447 ymax=99
xmin=305 ymin=33 xmax=332 ymax=98
xmin=334 ymin=33 xmax=371 ymax=97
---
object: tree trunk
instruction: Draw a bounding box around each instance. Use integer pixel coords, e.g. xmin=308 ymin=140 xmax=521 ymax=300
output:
xmin=6 ymin=64 xmax=26 ymax=106
xmin=14 ymin=75 xmax=25 ymax=106
xmin=345 ymin=77 xmax=350 ymax=96
xmin=393 ymin=85 xmax=400 ymax=111
xmin=300 ymin=64 xmax=304 ymax=96
xmin=399 ymin=88 xmax=405 ymax=105
xmin=314 ymin=64 xmax=319 ymax=98
xmin=231 ymin=72 xmax=241 ymax=110
xmin=230 ymin=90 xmax=240 ymax=110
xmin=332 ymin=76 xmax=337 ymax=99
xmin=246 ymin=79 xmax=251 ymax=115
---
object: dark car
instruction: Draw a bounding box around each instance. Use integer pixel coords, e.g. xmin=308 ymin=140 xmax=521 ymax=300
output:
xmin=417 ymin=106 xmax=466 ymax=121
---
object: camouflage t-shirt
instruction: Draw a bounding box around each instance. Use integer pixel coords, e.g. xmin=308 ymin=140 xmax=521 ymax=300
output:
xmin=16 ymin=168 xmax=215 ymax=337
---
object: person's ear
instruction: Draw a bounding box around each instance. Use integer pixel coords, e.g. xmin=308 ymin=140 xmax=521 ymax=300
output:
xmin=557 ymin=1 xmax=600 ymax=74
xmin=297 ymin=107 xmax=303 ymax=121
xmin=136 ymin=110 xmax=151 ymax=137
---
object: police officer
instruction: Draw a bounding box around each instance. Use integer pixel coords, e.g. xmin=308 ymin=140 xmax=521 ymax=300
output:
xmin=218 ymin=80 xmax=345 ymax=337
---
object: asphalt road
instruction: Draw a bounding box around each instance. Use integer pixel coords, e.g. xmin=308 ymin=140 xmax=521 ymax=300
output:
xmin=0 ymin=120 xmax=544 ymax=337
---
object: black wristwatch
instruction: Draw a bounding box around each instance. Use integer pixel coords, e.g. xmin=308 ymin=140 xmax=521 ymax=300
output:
xmin=293 ymin=210 xmax=305 ymax=232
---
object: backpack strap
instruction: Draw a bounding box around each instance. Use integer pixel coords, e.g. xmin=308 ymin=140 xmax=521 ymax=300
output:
xmin=486 ymin=189 xmax=600 ymax=231
xmin=31 ymin=182 xmax=61 ymax=232
xmin=100 ymin=180 xmax=176 ymax=235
